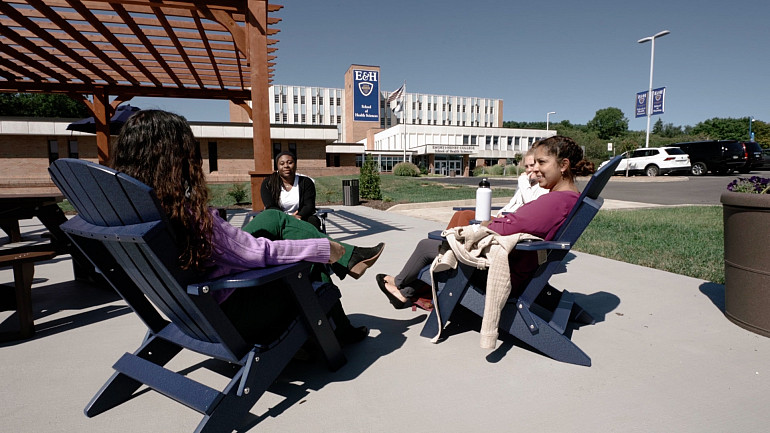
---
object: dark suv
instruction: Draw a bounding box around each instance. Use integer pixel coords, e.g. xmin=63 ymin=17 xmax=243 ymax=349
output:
xmin=738 ymin=141 xmax=763 ymax=173
xmin=669 ymin=140 xmax=746 ymax=176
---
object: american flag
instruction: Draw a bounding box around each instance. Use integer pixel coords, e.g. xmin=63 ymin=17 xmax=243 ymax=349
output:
xmin=386 ymin=83 xmax=404 ymax=103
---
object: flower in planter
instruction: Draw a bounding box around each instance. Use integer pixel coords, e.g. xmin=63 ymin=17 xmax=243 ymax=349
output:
xmin=726 ymin=176 xmax=770 ymax=194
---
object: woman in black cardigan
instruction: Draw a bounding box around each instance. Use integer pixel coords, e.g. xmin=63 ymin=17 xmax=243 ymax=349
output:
xmin=261 ymin=151 xmax=323 ymax=230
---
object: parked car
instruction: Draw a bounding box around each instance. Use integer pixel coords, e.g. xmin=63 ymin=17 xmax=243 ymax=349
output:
xmin=737 ymin=141 xmax=763 ymax=173
xmin=600 ymin=147 xmax=690 ymax=177
xmin=762 ymin=149 xmax=770 ymax=170
xmin=669 ymin=140 xmax=746 ymax=176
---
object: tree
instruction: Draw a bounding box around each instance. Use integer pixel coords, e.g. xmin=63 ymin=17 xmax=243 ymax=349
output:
xmin=690 ymin=117 xmax=751 ymax=141
xmin=0 ymin=93 xmax=89 ymax=118
xmin=653 ymin=118 xmax=663 ymax=134
xmin=359 ymin=154 xmax=382 ymax=200
xmin=586 ymin=107 xmax=628 ymax=139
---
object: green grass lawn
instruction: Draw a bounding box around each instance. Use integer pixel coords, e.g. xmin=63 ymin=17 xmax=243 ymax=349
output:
xmin=62 ymin=175 xmax=725 ymax=284
xmin=207 ymin=174 xmax=514 ymax=207
xmin=574 ymin=206 xmax=724 ymax=283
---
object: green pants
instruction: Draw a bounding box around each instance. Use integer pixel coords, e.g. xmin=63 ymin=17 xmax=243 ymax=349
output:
xmin=242 ymin=209 xmax=353 ymax=274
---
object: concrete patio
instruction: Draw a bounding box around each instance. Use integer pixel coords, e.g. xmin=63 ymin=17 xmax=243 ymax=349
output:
xmin=2 ymin=202 xmax=768 ymax=432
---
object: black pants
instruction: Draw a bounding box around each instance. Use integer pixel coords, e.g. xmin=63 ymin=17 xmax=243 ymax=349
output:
xmin=393 ymin=238 xmax=442 ymax=298
xmin=220 ymin=281 xmax=352 ymax=345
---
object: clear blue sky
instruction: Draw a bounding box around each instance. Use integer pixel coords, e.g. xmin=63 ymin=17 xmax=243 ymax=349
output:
xmin=135 ymin=0 xmax=769 ymax=130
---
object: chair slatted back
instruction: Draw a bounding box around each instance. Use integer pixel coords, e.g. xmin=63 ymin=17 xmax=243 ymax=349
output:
xmin=50 ymin=159 xmax=246 ymax=359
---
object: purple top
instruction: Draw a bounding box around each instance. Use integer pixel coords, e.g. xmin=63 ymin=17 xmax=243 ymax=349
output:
xmin=204 ymin=209 xmax=330 ymax=303
xmin=487 ymin=191 xmax=580 ymax=240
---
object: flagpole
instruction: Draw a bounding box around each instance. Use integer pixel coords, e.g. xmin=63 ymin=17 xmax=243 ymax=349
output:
xmin=402 ymin=81 xmax=407 ymax=163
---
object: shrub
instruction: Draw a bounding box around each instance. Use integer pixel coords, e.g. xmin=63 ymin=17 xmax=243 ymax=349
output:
xmin=392 ymin=162 xmax=420 ymax=177
xmin=473 ymin=164 xmax=505 ymax=176
xmin=359 ymin=154 xmax=382 ymax=200
xmin=417 ymin=162 xmax=429 ymax=175
xmin=226 ymin=182 xmax=249 ymax=204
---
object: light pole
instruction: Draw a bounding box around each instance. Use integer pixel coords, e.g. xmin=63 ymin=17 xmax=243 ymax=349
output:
xmin=638 ymin=30 xmax=669 ymax=148
xmin=546 ymin=111 xmax=556 ymax=130
xmin=749 ymin=116 xmax=755 ymax=141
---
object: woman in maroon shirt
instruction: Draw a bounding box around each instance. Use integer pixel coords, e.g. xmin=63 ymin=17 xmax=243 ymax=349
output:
xmin=377 ymin=135 xmax=595 ymax=309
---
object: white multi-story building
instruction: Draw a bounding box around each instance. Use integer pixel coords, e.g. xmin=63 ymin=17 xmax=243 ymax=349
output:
xmin=229 ymin=64 xmax=555 ymax=175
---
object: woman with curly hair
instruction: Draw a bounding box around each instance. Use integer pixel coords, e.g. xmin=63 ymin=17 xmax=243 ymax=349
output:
xmin=111 ymin=110 xmax=380 ymax=344
xmin=376 ymin=135 xmax=595 ymax=309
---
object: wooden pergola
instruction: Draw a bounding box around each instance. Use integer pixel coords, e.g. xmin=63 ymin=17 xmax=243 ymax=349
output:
xmin=0 ymin=0 xmax=280 ymax=208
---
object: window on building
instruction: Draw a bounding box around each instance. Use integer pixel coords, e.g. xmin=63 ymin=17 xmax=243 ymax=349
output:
xmin=293 ymin=95 xmax=298 ymax=104
xmin=208 ymin=142 xmax=218 ymax=172
xmin=47 ymin=139 xmax=58 ymax=164
xmin=470 ymin=135 xmax=477 ymax=145
xmin=507 ymin=136 xmax=513 ymax=150
xmin=272 ymin=142 xmax=281 ymax=160
xmin=274 ymin=94 xmax=280 ymax=103
xmin=301 ymin=95 xmax=306 ymax=104
xmin=68 ymin=139 xmax=79 ymax=159
xmin=275 ymin=113 xmax=280 ymax=122
xmin=302 ymin=114 xmax=306 ymax=123
xmin=485 ymin=136 xmax=492 ymax=145
xmin=337 ymin=115 xmax=341 ymax=123
xmin=355 ymin=154 xmax=364 ymax=168
xmin=294 ymin=114 xmax=298 ymax=123
xmin=282 ymin=113 xmax=287 ymax=122
xmin=288 ymin=142 xmax=297 ymax=156
xmin=492 ymin=136 xmax=499 ymax=150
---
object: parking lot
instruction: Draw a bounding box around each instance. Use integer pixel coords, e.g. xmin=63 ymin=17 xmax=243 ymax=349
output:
xmin=422 ymin=169 xmax=770 ymax=206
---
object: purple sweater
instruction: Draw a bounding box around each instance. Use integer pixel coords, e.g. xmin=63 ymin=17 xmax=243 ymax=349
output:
xmin=204 ymin=210 xmax=330 ymax=303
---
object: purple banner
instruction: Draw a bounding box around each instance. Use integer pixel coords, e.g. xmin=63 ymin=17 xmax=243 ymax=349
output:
xmin=635 ymin=91 xmax=647 ymax=118
xmin=651 ymin=87 xmax=665 ymax=115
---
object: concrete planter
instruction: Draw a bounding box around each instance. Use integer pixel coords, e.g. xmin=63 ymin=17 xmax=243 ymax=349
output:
xmin=721 ymin=191 xmax=770 ymax=337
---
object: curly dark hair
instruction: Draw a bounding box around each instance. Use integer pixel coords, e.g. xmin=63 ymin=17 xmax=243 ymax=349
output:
xmin=535 ymin=135 xmax=596 ymax=180
xmin=110 ymin=110 xmax=213 ymax=271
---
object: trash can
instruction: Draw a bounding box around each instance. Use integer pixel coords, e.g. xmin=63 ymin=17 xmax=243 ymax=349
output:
xmin=342 ymin=179 xmax=359 ymax=206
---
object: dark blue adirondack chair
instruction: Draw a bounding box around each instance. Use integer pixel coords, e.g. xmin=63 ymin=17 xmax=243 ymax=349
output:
xmin=49 ymin=159 xmax=346 ymax=433
xmin=420 ymin=156 xmax=623 ymax=366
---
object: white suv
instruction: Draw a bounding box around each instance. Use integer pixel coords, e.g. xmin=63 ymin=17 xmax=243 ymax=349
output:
xmin=607 ymin=147 xmax=691 ymax=177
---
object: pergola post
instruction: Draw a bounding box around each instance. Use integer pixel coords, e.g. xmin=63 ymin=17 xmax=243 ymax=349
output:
xmin=93 ymin=88 xmax=110 ymax=165
xmin=247 ymin=0 xmax=272 ymax=210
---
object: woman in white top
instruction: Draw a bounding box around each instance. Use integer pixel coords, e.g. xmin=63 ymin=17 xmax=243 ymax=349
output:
xmin=261 ymin=151 xmax=322 ymax=230
xmin=496 ymin=148 xmax=549 ymax=216
xmin=445 ymin=148 xmax=549 ymax=228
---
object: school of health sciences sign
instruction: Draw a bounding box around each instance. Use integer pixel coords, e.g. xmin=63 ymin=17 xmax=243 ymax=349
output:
xmin=353 ymin=69 xmax=380 ymax=122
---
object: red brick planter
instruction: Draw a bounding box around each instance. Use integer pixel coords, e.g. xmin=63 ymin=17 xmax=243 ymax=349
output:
xmin=721 ymin=191 xmax=770 ymax=337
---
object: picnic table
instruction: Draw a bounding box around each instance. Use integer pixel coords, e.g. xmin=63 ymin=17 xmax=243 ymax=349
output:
xmin=0 ymin=192 xmax=90 ymax=340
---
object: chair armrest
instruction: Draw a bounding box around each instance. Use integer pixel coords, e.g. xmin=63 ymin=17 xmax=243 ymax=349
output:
xmin=514 ymin=240 xmax=571 ymax=251
xmin=427 ymin=230 xmax=444 ymax=240
xmin=187 ymin=261 xmax=312 ymax=295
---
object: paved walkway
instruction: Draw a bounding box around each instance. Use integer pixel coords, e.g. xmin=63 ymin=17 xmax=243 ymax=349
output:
xmin=1 ymin=203 xmax=768 ymax=432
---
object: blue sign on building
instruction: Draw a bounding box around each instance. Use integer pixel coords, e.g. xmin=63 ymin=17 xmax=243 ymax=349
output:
xmin=352 ymin=69 xmax=380 ymax=122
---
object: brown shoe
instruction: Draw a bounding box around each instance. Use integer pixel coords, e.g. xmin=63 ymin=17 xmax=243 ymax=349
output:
xmin=347 ymin=243 xmax=385 ymax=279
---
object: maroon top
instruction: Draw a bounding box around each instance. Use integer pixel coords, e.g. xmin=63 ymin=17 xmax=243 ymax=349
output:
xmin=486 ymin=190 xmax=580 ymax=293
xmin=487 ymin=191 xmax=580 ymax=240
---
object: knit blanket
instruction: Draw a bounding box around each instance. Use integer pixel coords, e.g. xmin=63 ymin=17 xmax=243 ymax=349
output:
xmin=429 ymin=225 xmax=541 ymax=349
